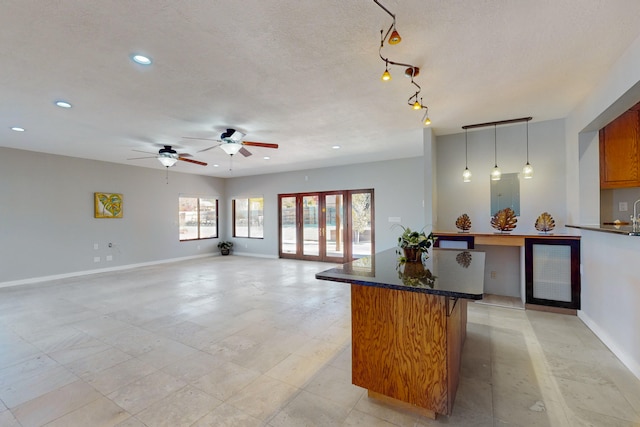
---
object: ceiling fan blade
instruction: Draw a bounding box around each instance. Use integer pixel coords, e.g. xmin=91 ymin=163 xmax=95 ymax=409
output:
xmin=239 ymin=147 xmax=252 ymax=157
xmin=242 ymin=141 xmax=279 ymax=149
xmin=127 ymin=156 xmax=156 ymax=160
xmin=132 ymin=149 xmax=157 ymax=155
xmin=197 ymin=143 xmax=222 ymax=153
xmin=178 ymin=152 xmax=193 ymax=158
xmin=178 ymin=157 xmax=207 ymax=166
xmin=182 ymin=136 xmax=220 ymax=142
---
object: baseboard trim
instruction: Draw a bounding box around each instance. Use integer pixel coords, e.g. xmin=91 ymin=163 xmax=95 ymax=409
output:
xmin=578 ymin=310 xmax=640 ymax=381
xmin=0 ymin=253 xmax=215 ymax=289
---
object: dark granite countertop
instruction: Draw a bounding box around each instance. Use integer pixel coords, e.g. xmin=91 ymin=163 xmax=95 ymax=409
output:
xmin=316 ymin=248 xmax=485 ymax=300
xmin=566 ymin=224 xmax=640 ymax=236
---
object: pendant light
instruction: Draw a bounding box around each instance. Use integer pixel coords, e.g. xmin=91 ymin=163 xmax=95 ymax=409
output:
xmin=522 ymin=120 xmax=533 ymax=179
xmin=491 ymin=124 xmax=501 ymax=181
xmin=462 ymin=129 xmax=471 ymax=182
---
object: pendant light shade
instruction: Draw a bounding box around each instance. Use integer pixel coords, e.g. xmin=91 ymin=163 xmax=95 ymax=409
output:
xmin=491 ymin=124 xmax=501 ymax=181
xmin=522 ymin=121 xmax=533 ymax=179
xmin=462 ymin=129 xmax=471 ymax=182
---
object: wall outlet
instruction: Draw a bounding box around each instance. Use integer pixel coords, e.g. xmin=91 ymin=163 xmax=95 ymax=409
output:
xmin=106 ymin=255 xmax=113 ymax=261
xmin=490 ymin=271 xmax=497 ymax=279
xmin=619 ymin=202 xmax=628 ymax=212
xmin=93 ymin=256 xmax=100 ymax=263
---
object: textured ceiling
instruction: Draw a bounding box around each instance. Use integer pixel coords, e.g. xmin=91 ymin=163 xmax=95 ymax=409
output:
xmin=2 ymin=1 xmax=640 ymax=177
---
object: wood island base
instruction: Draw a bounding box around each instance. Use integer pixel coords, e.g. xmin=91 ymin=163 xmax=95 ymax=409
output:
xmin=351 ymin=283 xmax=467 ymax=418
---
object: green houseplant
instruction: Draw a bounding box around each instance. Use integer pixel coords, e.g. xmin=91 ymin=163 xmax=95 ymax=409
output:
xmin=396 ymin=226 xmax=437 ymax=262
xmin=217 ymin=241 xmax=233 ymax=255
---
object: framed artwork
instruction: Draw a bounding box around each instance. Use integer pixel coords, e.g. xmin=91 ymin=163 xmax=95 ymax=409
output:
xmin=94 ymin=192 xmax=123 ymax=218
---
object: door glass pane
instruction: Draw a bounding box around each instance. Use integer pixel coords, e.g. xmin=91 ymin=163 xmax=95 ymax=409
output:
xmin=351 ymin=192 xmax=372 ymax=258
xmin=325 ymin=194 xmax=344 ymax=258
xmin=303 ymin=195 xmax=319 ymax=256
xmin=281 ymin=196 xmax=297 ymax=254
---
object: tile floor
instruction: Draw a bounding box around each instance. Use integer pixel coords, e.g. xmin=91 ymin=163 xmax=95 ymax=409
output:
xmin=0 ymin=256 xmax=639 ymax=426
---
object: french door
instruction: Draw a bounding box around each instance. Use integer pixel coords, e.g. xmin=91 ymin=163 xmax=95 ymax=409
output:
xmin=279 ymin=189 xmax=374 ymax=262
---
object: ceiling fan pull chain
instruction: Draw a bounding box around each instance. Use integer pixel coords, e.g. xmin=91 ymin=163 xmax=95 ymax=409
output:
xmin=166 ymin=167 xmax=169 ymax=184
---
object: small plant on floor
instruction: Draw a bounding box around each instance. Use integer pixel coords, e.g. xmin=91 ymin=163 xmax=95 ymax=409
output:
xmin=217 ymin=241 xmax=233 ymax=255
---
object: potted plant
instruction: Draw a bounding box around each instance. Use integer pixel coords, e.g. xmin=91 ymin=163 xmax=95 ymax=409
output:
xmin=217 ymin=240 xmax=233 ymax=255
xmin=396 ymin=225 xmax=437 ymax=262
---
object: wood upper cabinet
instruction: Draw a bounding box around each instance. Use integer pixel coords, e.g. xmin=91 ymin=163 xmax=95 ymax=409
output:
xmin=600 ymin=107 xmax=640 ymax=189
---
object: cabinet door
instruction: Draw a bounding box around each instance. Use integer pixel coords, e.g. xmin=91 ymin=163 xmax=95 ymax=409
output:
xmin=600 ymin=109 xmax=640 ymax=188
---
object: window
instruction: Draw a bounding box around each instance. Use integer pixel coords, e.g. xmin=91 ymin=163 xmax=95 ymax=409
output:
xmin=233 ymin=197 xmax=264 ymax=238
xmin=179 ymin=196 xmax=218 ymax=241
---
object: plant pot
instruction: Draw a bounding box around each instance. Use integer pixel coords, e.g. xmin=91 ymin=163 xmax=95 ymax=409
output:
xmin=220 ymin=249 xmax=230 ymax=256
xmin=402 ymin=248 xmax=423 ymax=263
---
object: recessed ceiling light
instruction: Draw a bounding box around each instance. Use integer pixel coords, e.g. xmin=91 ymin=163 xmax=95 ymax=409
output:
xmin=55 ymin=100 xmax=72 ymax=108
xmin=213 ymin=164 xmax=219 ymax=168
xmin=332 ymin=145 xmax=341 ymax=149
xmin=263 ymin=156 xmax=270 ymax=160
xmin=131 ymin=54 xmax=152 ymax=65
xmin=11 ymin=127 xmax=25 ymax=132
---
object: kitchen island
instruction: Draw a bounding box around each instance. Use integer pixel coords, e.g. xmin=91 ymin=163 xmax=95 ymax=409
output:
xmin=316 ymin=248 xmax=485 ymax=418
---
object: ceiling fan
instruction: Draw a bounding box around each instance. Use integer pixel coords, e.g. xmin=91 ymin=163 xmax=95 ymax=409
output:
xmin=183 ymin=128 xmax=279 ymax=157
xmin=128 ymin=145 xmax=208 ymax=168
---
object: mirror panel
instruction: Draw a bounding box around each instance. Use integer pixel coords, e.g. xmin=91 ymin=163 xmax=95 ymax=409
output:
xmin=490 ymin=173 xmax=520 ymax=215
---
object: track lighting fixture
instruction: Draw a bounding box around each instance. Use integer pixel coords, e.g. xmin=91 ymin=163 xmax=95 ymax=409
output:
xmin=374 ymin=0 xmax=430 ymax=125
xmin=381 ymin=60 xmax=391 ymax=81
xmin=422 ymin=108 xmax=431 ymax=126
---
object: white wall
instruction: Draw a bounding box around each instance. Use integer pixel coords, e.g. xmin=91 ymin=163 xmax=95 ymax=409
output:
xmin=0 ymin=147 xmax=225 ymax=285
xmin=223 ymin=157 xmax=426 ymax=257
xmin=567 ymin=32 xmax=640 ymax=378
xmin=434 ymin=119 xmax=567 ymax=234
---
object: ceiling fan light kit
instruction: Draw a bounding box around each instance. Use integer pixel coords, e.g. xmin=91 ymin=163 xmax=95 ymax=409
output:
xmin=373 ymin=0 xmax=430 ymax=126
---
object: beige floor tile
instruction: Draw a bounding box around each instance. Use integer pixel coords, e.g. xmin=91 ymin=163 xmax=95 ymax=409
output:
xmin=342 ymin=409 xmax=398 ymax=426
xmin=64 ymin=347 xmax=133 ymax=379
xmin=265 ymin=353 xmax=325 ymax=388
xmin=191 ymin=402 xmax=264 ymax=427
xmin=268 ymin=390 xmax=350 ymax=427
xmin=0 ymin=354 xmax=59 ymax=388
xmin=556 ymin=376 xmax=640 ymax=423
xmin=225 ymin=375 xmax=299 ymax=420
xmin=0 ymin=363 xmax=78 ymax=408
xmin=12 ymin=380 xmax=101 ymax=427
xmin=85 ymin=357 xmax=157 ymax=395
xmin=191 ymin=360 xmax=261 ymax=401
xmin=42 ymin=396 xmax=130 ymax=427
xmin=161 ymin=350 xmax=226 ymax=382
xmin=107 ymin=370 xmax=187 ymax=414
xmin=135 ymin=385 xmax=222 ymax=427
xmin=0 ymin=409 xmax=21 ymax=427
xmin=1 ymin=256 xmax=639 ymax=426
xmin=302 ymin=364 xmax=365 ymax=409
xmin=134 ymin=338 xmax=197 ymax=369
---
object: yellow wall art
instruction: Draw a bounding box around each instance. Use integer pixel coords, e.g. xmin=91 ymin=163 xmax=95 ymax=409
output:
xmin=94 ymin=192 xmax=123 ymax=218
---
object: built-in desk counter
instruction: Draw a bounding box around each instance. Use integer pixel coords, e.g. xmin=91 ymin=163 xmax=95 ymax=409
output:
xmin=433 ymin=232 xmax=581 ymax=312
xmin=316 ymin=248 xmax=485 ymax=418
